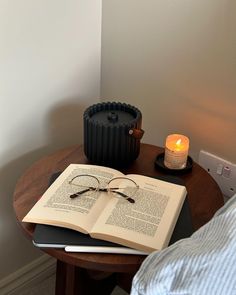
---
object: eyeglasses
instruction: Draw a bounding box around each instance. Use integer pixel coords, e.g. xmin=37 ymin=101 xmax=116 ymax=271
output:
xmin=68 ymin=174 xmax=139 ymax=203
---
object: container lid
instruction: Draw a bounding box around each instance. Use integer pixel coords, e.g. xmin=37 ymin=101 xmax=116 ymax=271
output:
xmin=91 ymin=109 xmax=135 ymax=124
xmin=84 ymin=102 xmax=141 ymax=125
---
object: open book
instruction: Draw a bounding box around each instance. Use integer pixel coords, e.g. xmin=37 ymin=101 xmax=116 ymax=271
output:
xmin=23 ymin=164 xmax=187 ymax=253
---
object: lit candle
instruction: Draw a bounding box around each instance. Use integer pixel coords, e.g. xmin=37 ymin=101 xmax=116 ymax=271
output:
xmin=164 ymin=134 xmax=189 ymax=169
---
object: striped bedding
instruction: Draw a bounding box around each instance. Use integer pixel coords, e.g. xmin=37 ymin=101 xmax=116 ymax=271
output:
xmin=131 ymin=194 xmax=236 ymax=295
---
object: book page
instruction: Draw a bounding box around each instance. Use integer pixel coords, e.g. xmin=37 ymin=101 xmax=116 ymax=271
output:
xmin=90 ymin=174 xmax=186 ymax=252
xmin=23 ymin=164 xmax=124 ymax=233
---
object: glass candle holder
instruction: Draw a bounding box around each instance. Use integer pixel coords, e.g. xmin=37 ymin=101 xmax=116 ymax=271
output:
xmin=164 ymin=134 xmax=189 ymax=169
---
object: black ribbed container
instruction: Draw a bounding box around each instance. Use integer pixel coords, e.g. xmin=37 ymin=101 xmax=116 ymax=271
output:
xmin=83 ymin=102 xmax=144 ymax=167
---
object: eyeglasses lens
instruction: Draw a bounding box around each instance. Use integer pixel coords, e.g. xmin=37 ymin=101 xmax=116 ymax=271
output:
xmin=108 ymin=178 xmax=138 ymax=202
xmin=71 ymin=175 xmax=99 ymax=196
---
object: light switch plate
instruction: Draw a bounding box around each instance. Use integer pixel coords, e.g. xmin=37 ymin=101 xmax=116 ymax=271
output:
xmin=198 ymin=150 xmax=236 ymax=198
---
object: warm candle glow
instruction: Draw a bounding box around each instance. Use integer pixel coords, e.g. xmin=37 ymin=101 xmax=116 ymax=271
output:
xmin=176 ymin=139 xmax=181 ymax=145
xmin=164 ymin=134 xmax=189 ymax=169
xmin=175 ymin=139 xmax=182 ymax=151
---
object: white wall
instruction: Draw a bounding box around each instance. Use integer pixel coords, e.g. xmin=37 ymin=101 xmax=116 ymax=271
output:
xmin=101 ymin=0 xmax=236 ymax=162
xmin=1 ymin=0 xmax=236 ymax=283
xmin=0 ymin=0 xmax=101 ymax=279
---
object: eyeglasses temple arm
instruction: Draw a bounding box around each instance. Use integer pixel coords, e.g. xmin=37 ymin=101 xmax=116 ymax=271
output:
xmin=113 ymin=191 xmax=135 ymax=203
xmin=70 ymin=188 xmax=91 ymax=199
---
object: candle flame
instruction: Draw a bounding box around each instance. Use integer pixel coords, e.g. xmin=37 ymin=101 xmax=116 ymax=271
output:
xmin=176 ymin=139 xmax=182 ymax=146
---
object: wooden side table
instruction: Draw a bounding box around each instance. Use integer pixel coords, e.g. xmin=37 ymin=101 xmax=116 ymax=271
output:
xmin=13 ymin=143 xmax=224 ymax=295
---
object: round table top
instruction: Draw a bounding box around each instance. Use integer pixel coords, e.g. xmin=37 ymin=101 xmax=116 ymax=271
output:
xmin=13 ymin=143 xmax=224 ymax=273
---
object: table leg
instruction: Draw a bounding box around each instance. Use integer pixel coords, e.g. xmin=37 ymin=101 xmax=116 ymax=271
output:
xmin=55 ymin=260 xmax=76 ymax=295
xmin=116 ymin=273 xmax=134 ymax=294
xmin=55 ymin=260 xmax=117 ymax=295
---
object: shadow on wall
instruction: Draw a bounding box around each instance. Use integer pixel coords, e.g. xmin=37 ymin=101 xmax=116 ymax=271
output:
xmin=0 ymin=147 xmax=51 ymax=277
xmin=0 ymin=99 xmax=91 ymax=278
xmin=46 ymin=100 xmax=87 ymax=149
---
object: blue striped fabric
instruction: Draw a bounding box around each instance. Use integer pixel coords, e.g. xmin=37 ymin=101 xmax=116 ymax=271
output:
xmin=131 ymin=194 xmax=236 ymax=295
